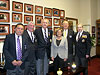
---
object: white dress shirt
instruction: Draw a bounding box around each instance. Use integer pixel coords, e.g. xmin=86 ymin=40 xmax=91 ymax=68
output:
xmin=42 ymin=27 xmax=48 ymax=39
xmin=76 ymin=30 xmax=83 ymax=41
xmin=15 ymin=33 xmax=22 ymax=59
xmin=27 ymin=30 xmax=34 ymax=42
xmin=63 ymin=29 xmax=68 ymax=38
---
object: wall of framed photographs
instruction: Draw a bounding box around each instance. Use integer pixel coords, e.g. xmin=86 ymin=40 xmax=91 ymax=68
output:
xmin=0 ymin=0 xmax=70 ymax=39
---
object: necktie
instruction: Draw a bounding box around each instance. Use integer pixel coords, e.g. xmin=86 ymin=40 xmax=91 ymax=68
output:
xmin=17 ymin=36 xmax=22 ymax=60
xmin=78 ymin=32 xmax=80 ymax=40
xmin=44 ymin=29 xmax=48 ymax=42
xmin=64 ymin=31 xmax=66 ymax=38
xmin=31 ymin=32 xmax=34 ymax=43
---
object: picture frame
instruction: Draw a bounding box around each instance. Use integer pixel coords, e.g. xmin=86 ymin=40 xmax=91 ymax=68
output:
xmin=0 ymin=0 xmax=9 ymax=10
xmin=24 ymin=15 xmax=33 ymax=24
xmin=24 ymin=3 xmax=33 ymax=14
xmin=92 ymin=26 xmax=95 ymax=33
xmin=12 ymin=13 xmax=22 ymax=22
xmin=92 ymin=34 xmax=95 ymax=38
xmin=0 ymin=24 xmax=10 ymax=35
xmin=53 ymin=8 xmax=60 ymax=17
xmin=0 ymin=12 xmax=9 ymax=22
xmin=35 ymin=15 xmax=43 ymax=26
xmin=60 ymin=18 xmax=65 ymax=27
xmin=12 ymin=25 xmax=27 ymax=33
xmin=45 ymin=17 xmax=52 ymax=27
xmin=53 ymin=18 xmax=60 ymax=26
xmin=35 ymin=5 xmax=43 ymax=14
xmin=54 ymin=27 xmax=60 ymax=35
xmin=12 ymin=1 xmax=23 ymax=12
xmin=44 ymin=7 xmax=52 ymax=17
xmin=60 ymin=10 xmax=65 ymax=18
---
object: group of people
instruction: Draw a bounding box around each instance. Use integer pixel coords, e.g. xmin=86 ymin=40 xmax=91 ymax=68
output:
xmin=3 ymin=19 xmax=91 ymax=75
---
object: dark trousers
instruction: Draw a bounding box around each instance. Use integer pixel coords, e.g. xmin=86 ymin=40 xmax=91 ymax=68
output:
xmin=24 ymin=61 xmax=36 ymax=75
xmin=36 ymin=52 xmax=49 ymax=75
xmin=7 ymin=66 xmax=24 ymax=75
xmin=53 ymin=55 xmax=66 ymax=71
xmin=75 ymin=55 xmax=88 ymax=75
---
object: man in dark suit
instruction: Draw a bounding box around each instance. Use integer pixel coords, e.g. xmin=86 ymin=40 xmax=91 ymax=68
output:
xmin=23 ymin=21 xmax=37 ymax=75
xmin=3 ymin=23 xmax=29 ymax=75
xmin=62 ymin=21 xmax=74 ymax=64
xmin=74 ymin=24 xmax=91 ymax=75
xmin=34 ymin=19 xmax=53 ymax=75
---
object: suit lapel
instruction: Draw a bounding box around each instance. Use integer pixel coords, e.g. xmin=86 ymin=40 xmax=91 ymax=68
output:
xmin=40 ymin=28 xmax=46 ymax=43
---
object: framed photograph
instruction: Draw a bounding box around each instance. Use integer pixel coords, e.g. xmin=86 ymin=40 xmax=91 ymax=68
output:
xmin=54 ymin=27 xmax=60 ymax=35
xmin=60 ymin=18 xmax=65 ymax=27
xmin=24 ymin=15 xmax=33 ymax=24
xmin=12 ymin=1 xmax=23 ymax=12
xmin=24 ymin=3 xmax=33 ymax=14
xmin=35 ymin=15 xmax=43 ymax=26
xmin=0 ymin=12 xmax=9 ymax=22
xmin=45 ymin=17 xmax=52 ymax=27
xmin=48 ymin=27 xmax=52 ymax=30
xmin=0 ymin=0 xmax=9 ymax=10
xmin=53 ymin=18 xmax=60 ymax=26
xmin=12 ymin=25 xmax=27 ymax=33
xmin=53 ymin=8 xmax=60 ymax=17
xmin=92 ymin=34 xmax=95 ymax=38
xmin=92 ymin=26 xmax=95 ymax=33
xmin=36 ymin=26 xmax=41 ymax=29
xmin=0 ymin=24 xmax=10 ymax=35
xmin=44 ymin=7 xmax=52 ymax=17
xmin=35 ymin=5 xmax=43 ymax=14
xmin=12 ymin=13 xmax=22 ymax=22
xmin=60 ymin=10 xmax=65 ymax=18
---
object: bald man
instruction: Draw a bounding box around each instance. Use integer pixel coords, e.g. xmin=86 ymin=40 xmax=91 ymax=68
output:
xmin=74 ymin=24 xmax=91 ymax=75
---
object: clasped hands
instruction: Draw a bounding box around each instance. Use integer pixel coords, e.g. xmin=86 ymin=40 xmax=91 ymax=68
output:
xmin=12 ymin=60 xmax=23 ymax=66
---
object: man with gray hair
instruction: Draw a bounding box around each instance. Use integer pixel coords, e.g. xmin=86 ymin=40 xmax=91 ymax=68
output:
xmin=23 ymin=21 xmax=37 ymax=75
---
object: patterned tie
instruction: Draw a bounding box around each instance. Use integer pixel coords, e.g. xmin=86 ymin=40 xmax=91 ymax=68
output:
xmin=44 ymin=29 xmax=48 ymax=42
xmin=17 ymin=36 xmax=22 ymax=60
xmin=31 ymin=32 xmax=34 ymax=43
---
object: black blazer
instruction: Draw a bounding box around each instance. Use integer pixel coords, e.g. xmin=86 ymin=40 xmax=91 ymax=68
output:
xmin=23 ymin=30 xmax=37 ymax=62
xmin=67 ymin=29 xmax=74 ymax=55
xmin=3 ymin=34 xmax=29 ymax=70
xmin=74 ymin=31 xmax=91 ymax=58
xmin=34 ymin=28 xmax=53 ymax=59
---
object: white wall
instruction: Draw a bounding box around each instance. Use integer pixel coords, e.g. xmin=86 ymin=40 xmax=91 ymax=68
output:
xmin=97 ymin=0 xmax=100 ymax=19
xmin=79 ymin=0 xmax=91 ymax=25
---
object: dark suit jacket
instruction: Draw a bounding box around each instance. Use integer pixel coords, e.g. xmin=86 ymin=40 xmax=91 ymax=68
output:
xmin=23 ymin=30 xmax=37 ymax=62
xmin=34 ymin=28 xmax=53 ymax=59
xmin=74 ymin=31 xmax=91 ymax=58
xmin=3 ymin=34 xmax=29 ymax=70
xmin=67 ymin=29 xmax=74 ymax=55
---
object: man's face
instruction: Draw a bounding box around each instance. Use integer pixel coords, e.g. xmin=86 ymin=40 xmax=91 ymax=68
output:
xmin=77 ymin=25 xmax=83 ymax=32
xmin=42 ymin=19 xmax=48 ymax=29
xmin=15 ymin=25 xmax=24 ymax=36
xmin=63 ymin=22 xmax=69 ymax=29
xmin=27 ymin=23 xmax=34 ymax=32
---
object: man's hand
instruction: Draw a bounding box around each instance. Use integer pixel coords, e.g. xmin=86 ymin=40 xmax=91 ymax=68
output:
xmin=17 ymin=61 xmax=23 ymax=66
xmin=64 ymin=58 xmax=67 ymax=61
xmin=86 ymin=55 xmax=89 ymax=58
xmin=12 ymin=60 xmax=18 ymax=66
xmin=51 ymin=57 xmax=54 ymax=61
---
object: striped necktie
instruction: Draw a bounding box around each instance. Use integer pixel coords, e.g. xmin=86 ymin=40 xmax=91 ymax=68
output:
xmin=44 ymin=29 xmax=48 ymax=42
